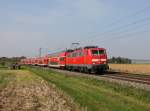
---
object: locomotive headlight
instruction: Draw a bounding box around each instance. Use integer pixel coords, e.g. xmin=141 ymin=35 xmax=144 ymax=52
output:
xmin=100 ymin=59 xmax=106 ymax=62
xmin=92 ymin=59 xmax=99 ymax=62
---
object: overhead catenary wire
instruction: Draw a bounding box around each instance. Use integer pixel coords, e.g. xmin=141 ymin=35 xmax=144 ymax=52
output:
xmin=83 ymin=16 xmax=150 ymax=43
xmin=86 ymin=21 xmax=150 ymax=44
xmin=79 ymin=5 xmax=150 ymax=44
xmin=97 ymin=28 xmax=150 ymax=43
xmin=103 ymin=5 xmax=150 ymax=27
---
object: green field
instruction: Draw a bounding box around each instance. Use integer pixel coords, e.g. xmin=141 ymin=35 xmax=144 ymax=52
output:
xmin=27 ymin=67 xmax=150 ymax=111
xmin=0 ymin=67 xmax=150 ymax=111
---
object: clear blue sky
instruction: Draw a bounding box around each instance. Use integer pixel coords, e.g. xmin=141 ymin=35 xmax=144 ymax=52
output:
xmin=0 ymin=0 xmax=150 ymax=59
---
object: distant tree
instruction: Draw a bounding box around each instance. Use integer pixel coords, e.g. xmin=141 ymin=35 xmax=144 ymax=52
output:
xmin=0 ymin=62 xmax=5 ymax=66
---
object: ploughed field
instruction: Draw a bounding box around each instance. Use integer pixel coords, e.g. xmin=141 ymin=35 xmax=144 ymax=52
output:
xmin=0 ymin=67 xmax=150 ymax=111
xmin=109 ymin=64 xmax=150 ymax=75
xmin=0 ymin=69 xmax=78 ymax=111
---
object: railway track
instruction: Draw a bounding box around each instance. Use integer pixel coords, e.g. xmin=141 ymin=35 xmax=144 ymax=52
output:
xmin=49 ymin=68 xmax=150 ymax=84
xmin=101 ymin=73 xmax=150 ymax=85
xmin=31 ymin=66 xmax=150 ymax=90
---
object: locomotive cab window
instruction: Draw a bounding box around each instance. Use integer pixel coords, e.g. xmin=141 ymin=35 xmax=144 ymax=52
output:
xmin=91 ymin=50 xmax=105 ymax=55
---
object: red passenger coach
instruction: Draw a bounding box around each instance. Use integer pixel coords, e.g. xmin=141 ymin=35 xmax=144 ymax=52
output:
xmin=37 ymin=56 xmax=49 ymax=66
xmin=66 ymin=46 xmax=109 ymax=73
xmin=48 ymin=51 xmax=67 ymax=69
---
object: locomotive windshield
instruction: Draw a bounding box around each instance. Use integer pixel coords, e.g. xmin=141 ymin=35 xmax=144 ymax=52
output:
xmin=91 ymin=50 xmax=105 ymax=55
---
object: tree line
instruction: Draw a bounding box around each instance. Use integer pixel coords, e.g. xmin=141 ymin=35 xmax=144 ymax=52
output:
xmin=0 ymin=56 xmax=26 ymax=66
xmin=108 ymin=57 xmax=132 ymax=64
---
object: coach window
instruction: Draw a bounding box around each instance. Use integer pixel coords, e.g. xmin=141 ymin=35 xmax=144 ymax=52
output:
xmin=78 ymin=52 xmax=80 ymax=56
xmin=72 ymin=53 xmax=75 ymax=57
xmin=74 ymin=52 xmax=77 ymax=57
xmin=78 ymin=51 xmax=81 ymax=56
xmin=67 ymin=54 xmax=69 ymax=57
xmin=80 ymin=51 xmax=82 ymax=56
xmin=68 ymin=54 xmax=71 ymax=58
xmin=60 ymin=57 xmax=65 ymax=61
xmin=76 ymin=52 xmax=78 ymax=57
xmin=77 ymin=52 xmax=79 ymax=57
xmin=70 ymin=53 xmax=73 ymax=58
xmin=75 ymin=52 xmax=77 ymax=57
xmin=79 ymin=52 xmax=82 ymax=56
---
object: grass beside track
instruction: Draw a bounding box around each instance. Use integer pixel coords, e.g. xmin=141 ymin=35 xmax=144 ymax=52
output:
xmin=27 ymin=67 xmax=150 ymax=111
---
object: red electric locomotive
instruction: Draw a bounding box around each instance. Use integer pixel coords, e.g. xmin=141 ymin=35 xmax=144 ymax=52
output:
xmin=66 ymin=46 xmax=109 ymax=73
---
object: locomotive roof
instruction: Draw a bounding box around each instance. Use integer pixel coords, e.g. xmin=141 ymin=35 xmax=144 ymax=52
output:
xmin=84 ymin=46 xmax=98 ymax=49
xmin=73 ymin=46 xmax=104 ymax=51
xmin=66 ymin=49 xmax=74 ymax=52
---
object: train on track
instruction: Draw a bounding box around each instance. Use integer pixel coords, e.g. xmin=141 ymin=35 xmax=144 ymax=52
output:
xmin=21 ymin=46 xmax=109 ymax=73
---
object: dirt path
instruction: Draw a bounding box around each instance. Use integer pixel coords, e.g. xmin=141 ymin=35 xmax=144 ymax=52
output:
xmin=0 ymin=70 xmax=76 ymax=111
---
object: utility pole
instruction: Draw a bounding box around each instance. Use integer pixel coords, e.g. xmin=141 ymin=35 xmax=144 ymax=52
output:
xmin=39 ymin=48 xmax=42 ymax=57
xmin=45 ymin=48 xmax=48 ymax=55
